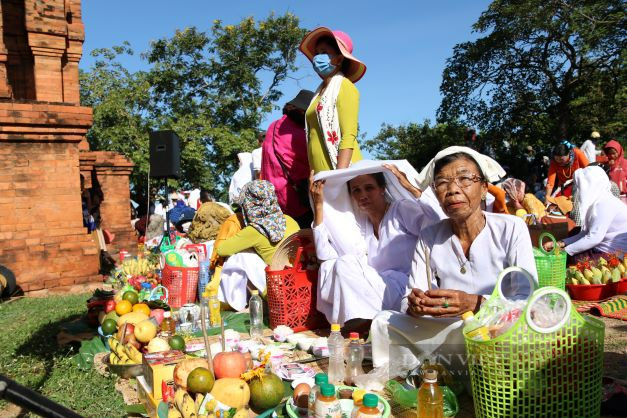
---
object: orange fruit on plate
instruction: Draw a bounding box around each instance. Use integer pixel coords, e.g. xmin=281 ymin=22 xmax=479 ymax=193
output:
xmin=115 ymin=300 xmax=133 ymax=315
xmin=132 ymin=303 xmax=151 ymax=316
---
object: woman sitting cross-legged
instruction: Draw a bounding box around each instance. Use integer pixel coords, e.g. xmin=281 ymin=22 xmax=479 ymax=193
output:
xmin=216 ymin=180 xmax=300 ymax=311
xmin=310 ymin=160 xmax=444 ymax=335
xmin=370 ymin=147 xmax=538 ymax=380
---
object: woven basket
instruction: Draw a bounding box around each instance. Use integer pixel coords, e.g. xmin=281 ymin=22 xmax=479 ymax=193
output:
xmin=534 ymin=232 xmax=567 ymax=290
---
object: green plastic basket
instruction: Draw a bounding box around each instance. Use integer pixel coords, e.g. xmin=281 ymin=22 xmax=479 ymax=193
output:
xmin=465 ymin=267 xmax=605 ymax=418
xmin=534 ymin=232 xmax=567 ymax=290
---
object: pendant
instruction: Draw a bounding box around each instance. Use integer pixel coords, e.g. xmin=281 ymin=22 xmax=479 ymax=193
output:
xmin=460 ymin=265 xmax=467 ymax=274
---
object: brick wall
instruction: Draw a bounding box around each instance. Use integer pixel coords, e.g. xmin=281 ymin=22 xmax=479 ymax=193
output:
xmin=0 ymin=139 xmax=99 ymax=292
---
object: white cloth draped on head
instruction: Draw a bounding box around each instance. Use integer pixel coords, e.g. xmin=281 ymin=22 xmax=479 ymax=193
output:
xmin=574 ymin=165 xmax=613 ymax=230
xmin=228 ymin=152 xmax=254 ymax=205
xmin=416 ymin=146 xmax=506 ymax=190
xmin=313 ymin=159 xmax=442 ymax=257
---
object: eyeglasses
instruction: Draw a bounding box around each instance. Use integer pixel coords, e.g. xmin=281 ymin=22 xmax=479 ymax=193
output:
xmin=433 ymin=174 xmax=484 ymax=192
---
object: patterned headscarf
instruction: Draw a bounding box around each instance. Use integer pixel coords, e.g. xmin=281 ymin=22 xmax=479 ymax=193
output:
xmin=240 ymin=180 xmax=286 ymax=243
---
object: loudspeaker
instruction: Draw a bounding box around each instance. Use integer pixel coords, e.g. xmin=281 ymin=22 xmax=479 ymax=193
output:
xmin=149 ymin=130 xmax=181 ymax=179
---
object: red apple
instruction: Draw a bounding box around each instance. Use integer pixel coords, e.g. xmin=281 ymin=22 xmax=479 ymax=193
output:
xmin=124 ymin=333 xmax=142 ymax=349
xmin=149 ymin=308 xmax=165 ymax=325
xmin=117 ymin=323 xmax=135 ymax=341
xmin=105 ymin=300 xmax=116 ymax=314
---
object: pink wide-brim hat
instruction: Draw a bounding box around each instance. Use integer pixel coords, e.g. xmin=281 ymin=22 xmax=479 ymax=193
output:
xmin=299 ymin=27 xmax=367 ymax=83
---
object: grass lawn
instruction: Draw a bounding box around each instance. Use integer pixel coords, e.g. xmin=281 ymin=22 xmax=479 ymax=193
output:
xmin=0 ymin=294 xmax=126 ymax=418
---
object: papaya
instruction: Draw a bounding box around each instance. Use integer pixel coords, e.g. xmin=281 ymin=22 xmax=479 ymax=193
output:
xmin=210 ymin=378 xmax=250 ymax=409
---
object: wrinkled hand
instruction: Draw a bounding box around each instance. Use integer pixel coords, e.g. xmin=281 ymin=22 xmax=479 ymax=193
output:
xmin=382 ymin=163 xmax=422 ymax=198
xmin=309 ymin=170 xmax=325 ymax=226
xmin=407 ymin=288 xmax=481 ymax=318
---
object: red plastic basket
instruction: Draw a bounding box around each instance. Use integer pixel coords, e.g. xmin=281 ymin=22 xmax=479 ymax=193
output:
xmin=161 ymin=264 xmax=199 ymax=308
xmin=265 ymin=245 xmax=328 ymax=332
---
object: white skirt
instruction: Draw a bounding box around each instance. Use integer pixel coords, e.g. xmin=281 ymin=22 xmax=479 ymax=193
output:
xmin=316 ymin=254 xmax=408 ymax=326
xmin=218 ymin=251 xmax=267 ymax=311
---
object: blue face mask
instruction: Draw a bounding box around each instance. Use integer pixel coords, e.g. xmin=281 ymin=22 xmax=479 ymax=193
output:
xmin=312 ymin=54 xmax=336 ymax=77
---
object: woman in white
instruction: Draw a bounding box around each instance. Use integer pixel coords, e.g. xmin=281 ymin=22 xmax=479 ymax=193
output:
xmin=228 ymin=152 xmax=254 ymax=205
xmin=543 ymin=165 xmax=627 ymax=258
xmin=310 ymin=160 xmax=443 ymax=333
xmin=371 ymin=147 xmax=537 ymax=377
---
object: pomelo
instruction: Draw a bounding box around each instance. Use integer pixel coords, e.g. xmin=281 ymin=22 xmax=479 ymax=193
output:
xmin=248 ymin=372 xmax=284 ymax=413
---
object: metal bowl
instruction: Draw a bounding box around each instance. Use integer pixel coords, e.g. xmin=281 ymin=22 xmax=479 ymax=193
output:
xmin=103 ymin=355 xmax=144 ymax=379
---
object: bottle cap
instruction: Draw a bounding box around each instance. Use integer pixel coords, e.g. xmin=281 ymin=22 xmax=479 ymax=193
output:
xmin=461 ymin=311 xmax=475 ymax=321
xmin=142 ymin=282 xmax=152 ymax=288
xmin=349 ymin=332 xmax=360 ymax=340
xmin=314 ymin=373 xmax=328 ymax=385
xmin=164 ymin=311 xmax=171 ymax=318
xmin=362 ymin=393 xmax=378 ymax=408
xmin=251 ymin=290 xmax=259 ymax=295
xmin=330 ymin=323 xmax=341 ymax=332
xmin=423 ymin=369 xmax=438 ymax=383
xmin=352 ymin=388 xmax=366 ymax=402
xmin=319 ymin=383 xmax=335 ymax=397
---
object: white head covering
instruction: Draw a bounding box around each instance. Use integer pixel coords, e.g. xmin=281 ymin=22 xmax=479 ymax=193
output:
xmin=416 ymin=146 xmax=506 ymax=190
xmin=574 ymin=165 xmax=612 ymax=230
xmin=580 ymin=139 xmax=596 ymax=164
xmin=313 ymin=160 xmax=444 ymax=257
xmin=228 ymin=152 xmax=253 ymax=204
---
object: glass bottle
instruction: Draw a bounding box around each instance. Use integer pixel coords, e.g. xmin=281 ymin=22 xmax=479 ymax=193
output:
xmin=160 ymin=311 xmax=176 ymax=338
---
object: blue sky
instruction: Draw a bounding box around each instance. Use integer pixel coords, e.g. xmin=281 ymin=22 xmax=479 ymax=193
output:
xmin=80 ymin=0 xmax=491 ymax=141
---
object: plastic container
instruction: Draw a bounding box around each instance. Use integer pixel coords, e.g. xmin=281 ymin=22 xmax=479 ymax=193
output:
xmin=354 ymin=394 xmax=382 ymax=418
xmin=314 ymin=384 xmax=341 ymax=418
xmin=350 ymin=389 xmax=366 ymax=418
xmin=327 ymin=324 xmax=345 ymax=386
xmin=534 ymin=232 xmax=567 ymax=290
xmin=197 ymin=260 xmax=210 ymax=300
xmin=417 ymin=369 xmax=444 ymax=418
xmin=265 ymin=245 xmax=328 ymax=332
xmin=345 ymin=332 xmax=364 ymax=385
xmin=566 ymin=283 xmax=612 ymax=301
xmin=461 ymin=311 xmax=490 ymax=341
xmin=249 ymin=290 xmax=264 ymax=339
xmin=308 ymin=373 xmax=328 ymax=418
xmin=161 ymin=264 xmax=199 ymax=308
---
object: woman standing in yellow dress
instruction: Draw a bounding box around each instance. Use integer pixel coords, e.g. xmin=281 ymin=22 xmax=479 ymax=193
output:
xmin=299 ymin=27 xmax=366 ymax=173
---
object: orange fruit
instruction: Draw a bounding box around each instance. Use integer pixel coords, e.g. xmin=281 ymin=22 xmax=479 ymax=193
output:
xmin=115 ymin=300 xmax=133 ymax=315
xmin=132 ymin=303 xmax=151 ymax=316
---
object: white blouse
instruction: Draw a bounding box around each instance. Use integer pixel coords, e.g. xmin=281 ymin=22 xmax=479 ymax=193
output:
xmin=403 ymin=212 xmax=538 ymax=312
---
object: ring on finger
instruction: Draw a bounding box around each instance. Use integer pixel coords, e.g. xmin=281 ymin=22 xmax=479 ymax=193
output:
xmin=442 ymin=297 xmax=449 ymax=309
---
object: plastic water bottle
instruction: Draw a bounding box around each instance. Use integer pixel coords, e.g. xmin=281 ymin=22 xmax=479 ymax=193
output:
xmin=417 ymin=369 xmax=444 ymax=418
xmin=198 ymin=260 xmax=210 ymax=299
xmin=327 ymin=324 xmax=345 ymax=385
xmin=249 ymin=290 xmax=263 ymax=339
xmin=344 ymin=332 xmax=364 ymax=385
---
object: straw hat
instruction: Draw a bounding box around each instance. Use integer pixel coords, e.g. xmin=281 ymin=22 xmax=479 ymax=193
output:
xmin=546 ymin=195 xmax=573 ymax=215
xmin=299 ymin=27 xmax=367 ymax=83
xmin=591 ymin=131 xmax=601 ymax=139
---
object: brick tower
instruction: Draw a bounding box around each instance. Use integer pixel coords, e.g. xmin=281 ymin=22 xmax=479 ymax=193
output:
xmin=0 ymin=0 xmax=134 ymax=293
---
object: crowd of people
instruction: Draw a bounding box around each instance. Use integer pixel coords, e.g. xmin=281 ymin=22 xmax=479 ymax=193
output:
xmin=125 ymin=27 xmax=626 ymax=376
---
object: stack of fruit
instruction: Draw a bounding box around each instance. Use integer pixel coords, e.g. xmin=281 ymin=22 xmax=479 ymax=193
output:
xmin=108 ymin=336 xmax=143 ymax=365
xmin=566 ymin=254 xmax=627 ymax=300
xmin=567 ymin=254 xmax=626 ymax=285
xmin=165 ymin=351 xmax=286 ymax=417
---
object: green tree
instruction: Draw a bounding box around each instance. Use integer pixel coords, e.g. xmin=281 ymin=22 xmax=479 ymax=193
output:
xmin=438 ymin=0 xmax=626 ymax=144
xmin=364 ymin=121 xmax=469 ymax=171
xmin=80 ymin=13 xmax=306 ymax=203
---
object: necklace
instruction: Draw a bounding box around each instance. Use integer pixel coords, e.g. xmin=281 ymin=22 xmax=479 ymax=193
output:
xmin=451 ymin=240 xmax=469 ymax=274
xmin=560 ymin=164 xmax=573 ymax=180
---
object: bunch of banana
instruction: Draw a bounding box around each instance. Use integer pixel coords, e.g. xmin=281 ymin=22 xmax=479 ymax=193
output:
xmin=167 ymin=389 xmax=250 ymax=418
xmin=121 ymin=257 xmax=153 ymax=276
xmin=108 ymin=337 xmax=143 ymax=365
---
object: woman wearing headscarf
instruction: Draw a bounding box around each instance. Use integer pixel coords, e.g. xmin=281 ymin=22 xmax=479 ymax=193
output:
xmin=310 ymin=160 xmax=443 ymax=332
xmin=299 ymin=27 xmax=366 ymax=173
xmin=603 ymin=140 xmax=627 ymax=196
xmin=545 ymin=141 xmax=589 ymax=199
xmin=216 ymin=180 xmax=300 ymax=310
xmin=371 ymin=146 xmax=537 ymax=377
xmin=543 ymin=166 xmax=627 ymax=259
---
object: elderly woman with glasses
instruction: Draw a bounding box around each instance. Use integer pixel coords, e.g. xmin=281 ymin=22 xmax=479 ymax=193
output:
xmin=370 ymin=147 xmax=538 ymax=378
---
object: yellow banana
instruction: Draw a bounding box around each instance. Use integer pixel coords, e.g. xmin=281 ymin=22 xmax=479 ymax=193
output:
xmin=168 ymin=404 xmax=183 ymax=418
xmin=125 ymin=344 xmax=143 ymax=364
xmin=109 ymin=352 xmax=119 ymax=364
xmin=195 ymin=394 xmax=204 ymax=414
xmin=174 ymin=388 xmax=197 ymax=418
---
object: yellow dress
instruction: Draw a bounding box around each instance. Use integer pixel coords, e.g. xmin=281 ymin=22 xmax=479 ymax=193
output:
xmin=306 ymin=77 xmax=363 ymax=173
